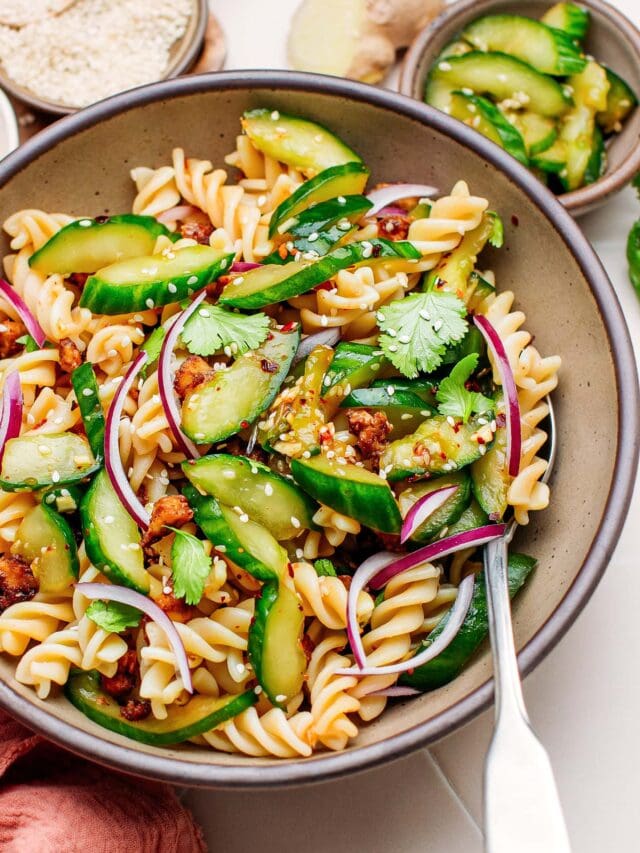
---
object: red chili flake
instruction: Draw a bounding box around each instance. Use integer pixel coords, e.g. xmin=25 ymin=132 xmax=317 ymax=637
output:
xmin=452 ymin=422 xmax=461 ymax=433
xmin=67 ymin=272 xmax=89 ymax=288
xmin=287 ymin=562 xmax=294 ymax=579
xmin=301 ymin=633 xmax=316 ymax=663
xmin=278 ymin=243 xmax=289 ymax=260
xmin=372 ymin=243 xmax=382 ymax=258
xmin=439 ymin=452 xmax=447 ymax=460
xmin=280 ymin=321 xmax=298 ymax=332
xmin=476 ymin=435 xmax=486 ymax=445
xmin=240 ymin=420 xmax=250 ymax=429
xmin=266 ymin=332 xmax=274 ymax=341
xmin=260 ymin=359 xmax=278 ymax=373
xmin=511 ymin=214 xmax=519 ymax=227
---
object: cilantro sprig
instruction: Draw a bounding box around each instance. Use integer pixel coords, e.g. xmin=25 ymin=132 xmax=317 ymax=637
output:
xmin=170 ymin=528 xmax=212 ymax=605
xmin=86 ymin=600 xmax=141 ymax=633
xmin=181 ymin=303 xmax=270 ymax=358
xmin=377 ymin=291 xmax=468 ymax=378
xmin=436 ymin=353 xmax=493 ymax=422
xmin=314 ymin=559 xmax=337 ymax=577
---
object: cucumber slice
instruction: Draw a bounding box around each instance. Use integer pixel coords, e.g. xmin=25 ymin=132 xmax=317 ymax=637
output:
xmin=471 ymin=425 xmax=509 ymax=519
xmin=340 ymin=386 xmax=436 ymax=437
xmin=371 ymin=377 xmax=438 ymax=403
xmin=583 ymin=125 xmax=606 ymax=185
xmin=41 ymin=484 xmax=84 ymax=514
xmin=291 ymin=454 xmax=402 ymax=533
xmin=14 ymin=503 xmax=79 ymax=593
xmin=80 ymin=245 xmax=235 ymax=314
xmin=531 ymin=138 xmax=566 ymax=174
xmin=181 ymin=326 xmax=299 ymax=444
xmin=0 ymin=434 xmax=98 ymax=491
xmin=445 ymin=498 xmax=489 ymax=536
xmin=508 ymin=111 xmax=558 ymax=156
xmin=398 ymin=471 xmax=472 ymax=543
xmin=426 ymin=52 xmax=571 ymax=117
xmin=71 ymin=362 xmax=105 ymax=461
xmin=541 ymin=2 xmax=590 ymax=41
xmin=596 ymin=67 xmax=638 ymax=134
xmin=462 ymin=15 xmax=586 ymax=75
xmin=379 ymin=414 xmax=491 ymax=482
xmin=557 ymin=105 xmax=596 ymax=190
xmin=249 ymin=581 xmax=306 ymax=707
xmin=324 ymin=342 xmax=393 ymax=397
xmin=461 ymin=273 xmax=496 ymax=314
xmin=184 ymin=484 xmax=287 ymax=581
xmin=81 ymin=469 xmax=149 ymax=593
xmin=449 ymin=92 xmax=529 ymax=165
xmin=66 ymin=670 xmax=257 ymax=745
xmin=28 ymin=215 xmax=174 ymax=275
xmin=269 ymin=162 xmax=370 ymax=238
xmin=182 ymin=454 xmax=317 ymax=540
xmin=242 ymin=108 xmax=362 ymax=175
xmin=439 ymin=39 xmax=473 ymax=59
xmin=220 ymin=239 xmax=420 ymax=310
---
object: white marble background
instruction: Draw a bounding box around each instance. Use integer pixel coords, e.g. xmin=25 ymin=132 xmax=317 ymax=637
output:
xmin=186 ymin=2 xmax=640 ymax=849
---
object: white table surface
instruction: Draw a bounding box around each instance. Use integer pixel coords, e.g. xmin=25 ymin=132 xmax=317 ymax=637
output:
xmin=187 ymin=2 xmax=640 ymax=850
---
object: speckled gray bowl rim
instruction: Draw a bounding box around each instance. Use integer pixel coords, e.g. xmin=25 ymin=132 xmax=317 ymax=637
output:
xmin=0 ymin=70 xmax=636 ymax=789
xmin=399 ymin=0 xmax=640 ymax=216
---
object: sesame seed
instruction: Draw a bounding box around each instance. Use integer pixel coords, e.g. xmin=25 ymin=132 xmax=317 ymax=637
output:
xmin=386 ymin=328 xmax=397 ymax=337
xmin=386 ymin=386 xmax=395 ymax=395
xmin=420 ymin=410 xmax=431 ymax=417
xmin=433 ymin=319 xmax=443 ymax=332
xmin=302 ymin=450 xmax=311 ymax=459
xmin=82 ymin=387 xmax=94 ymax=398
xmin=337 ymin=196 xmax=346 ymax=204
xmin=290 ymin=516 xmax=301 ymax=529
xmin=388 ymin=345 xmax=398 ymax=352
xmin=337 ymin=219 xmax=351 ymax=231
xmin=239 ymin=513 xmax=249 ymax=523
xmin=199 ymin=308 xmax=210 ymax=318
xmin=307 ymin=232 xmax=319 ymax=242
xmin=401 ymin=413 xmax=414 ymax=420
xmin=270 ymin=110 xmax=280 ymax=120
xmin=219 ymin=259 xmax=228 ymax=270
xmin=320 ymin=315 xmax=329 ymax=327
xmin=234 ymin=276 xmax=244 ymax=285
xmin=167 ymin=282 xmax=177 ymax=294
xmin=438 ymin=61 xmax=452 ymax=71
xmin=398 ymin=335 xmax=411 ymax=344
xmin=104 ymin=515 xmax=114 ymax=524
xmin=216 ymin=545 xmax=227 ymax=553
xmin=447 ymin=416 xmax=455 ymax=427
xmin=51 ymin=470 xmax=60 ymax=482
xmin=145 ymin=298 xmax=154 ymax=309
xmin=419 ymin=310 xmax=431 ymax=321
xmin=38 ymin=444 xmax=51 ymax=455
xmin=79 ymin=219 xmax=92 ymax=227
xmin=275 ymin=694 xmax=287 ymax=702
xmin=264 ymin=483 xmax=273 ymax=496
xmin=194 ymin=432 xmax=205 ymax=440
xmin=254 ymin=685 xmax=263 ymax=694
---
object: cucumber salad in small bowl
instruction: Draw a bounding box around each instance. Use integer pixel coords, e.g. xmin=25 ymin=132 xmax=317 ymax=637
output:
xmin=0 ymin=73 xmax=634 ymax=787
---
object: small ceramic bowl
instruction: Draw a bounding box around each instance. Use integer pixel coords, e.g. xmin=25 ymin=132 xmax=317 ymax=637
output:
xmin=0 ymin=88 xmax=18 ymax=158
xmin=0 ymin=0 xmax=209 ymax=116
xmin=399 ymin=0 xmax=640 ymax=216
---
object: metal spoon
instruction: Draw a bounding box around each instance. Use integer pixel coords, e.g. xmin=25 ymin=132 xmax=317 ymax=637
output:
xmin=483 ymin=398 xmax=571 ymax=853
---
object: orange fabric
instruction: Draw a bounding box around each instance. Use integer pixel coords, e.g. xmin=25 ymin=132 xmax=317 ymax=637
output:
xmin=0 ymin=710 xmax=206 ymax=853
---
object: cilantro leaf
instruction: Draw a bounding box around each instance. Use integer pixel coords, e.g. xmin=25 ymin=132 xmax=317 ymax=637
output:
xmin=170 ymin=527 xmax=212 ymax=605
xmin=488 ymin=212 xmax=504 ymax=248
xmin=86 ymin=600 xmax=141 ymax=633
xmin=377 ymin=291 xmax=468 ymax=378
xmin=141 ymin=325 xmax=166 ymax=373
xmin=16 ymin=334 xmax=40 ymax=353
xmin=181 ymin=304 xmax=270 ymax=357
xmin=314 ymin=559 xmax=337 ymax=577
xmin=436 ymin=353 xmax=494 ymax=422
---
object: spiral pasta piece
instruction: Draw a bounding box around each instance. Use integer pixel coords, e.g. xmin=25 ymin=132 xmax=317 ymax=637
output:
xmin=0 ymin=594 xmax=74 ymax=656
xmin=291 ymin=561 xmax=374 ymax=630
xmin=85 ymin=323 xmax=146 ymax=376
xmin=302 ymin=505 xmax=361 ymax=560
xmin=0 ymin=488 xmax=37 ymax=548
xmin=22 ymin=387 xmax=81 ymax=435
xmin=199 ymin=705 xmax=314 ymax=757
xmin=130 ymin=165 xmax=180 ymax=217
xmin=3 ymin=209 xmax=74 ymax=253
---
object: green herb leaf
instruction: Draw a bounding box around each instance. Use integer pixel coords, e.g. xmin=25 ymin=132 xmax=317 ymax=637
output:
xmin=436 ymin=353 xmax=494 ymax=422
xmin=488 ymin=212 xmax=504 ymax=248
xmin=86 ymin=600 xmax=141 ymax=633
xmin=314 ymin=559 xmax=337 ymax=577
xmin=141 ymin=325 xmax=166 ymax=372
xmin=377 ymin=291 xmax=468 ymax=378
xmin=169 ymin=527 xmax=212 ymax=605
xmin=181 ymin=304 xmax=270 ymax=357
xmin=16 ymin=334 xmax=39 ymax=353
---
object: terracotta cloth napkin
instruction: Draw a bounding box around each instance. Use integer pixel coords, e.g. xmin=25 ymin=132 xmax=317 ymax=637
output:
xmin=0 ymin=710 xmax=206 ymax=852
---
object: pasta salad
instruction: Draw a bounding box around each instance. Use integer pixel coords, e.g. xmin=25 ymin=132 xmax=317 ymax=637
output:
xmin=0 ymin=110 xmax=560 ymax=756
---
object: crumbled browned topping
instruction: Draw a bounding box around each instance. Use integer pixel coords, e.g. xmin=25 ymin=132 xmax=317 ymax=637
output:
xmin=173 ymin=355 xmax=214 ymax=401
xmin=0 ymin=318 xmax=26 ymax=359
xmin=58 ymin=337 xmax=83 ymax=373
xmin=120 ymin=698 xmax=151 ymax=722
xmin=0 ymin=554 xmax=38 ymax=612
xmin=141 ymin=495 xmax=194 ymax=554
xmin=346 ymin=410 xmax=393 ymax=462
xmin=101 ymin=649 xmax=139 ymax=699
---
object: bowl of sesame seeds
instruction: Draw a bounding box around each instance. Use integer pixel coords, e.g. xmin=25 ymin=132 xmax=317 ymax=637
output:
xmin=399 ymin=0 xmax=640 ymax=216
xmin=0 ymin=0 xmax=209 ymax=115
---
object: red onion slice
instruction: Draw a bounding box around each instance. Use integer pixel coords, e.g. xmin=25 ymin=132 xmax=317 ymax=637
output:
xmin=0 ymin=370 xmax=22 ymax=464
xmin=346 ymin=551 xmax=398 ymax=669
xmin=0 ymin=279 xmax=46 ymax=348
xmin=370 ymin=524 xmax=506 ymax=590
xmin=157 ymin=205 xmax=198 ymax=225
xmin=473 ymin=314 xmax=522 ymax=477
xmin=157 ymin=292 xmax=208 ymax=459
xmin=76 ymin=582 xmax=193 ymax=694
xmin=400 ymin=485 xmax=459 ymax=544
xmin=105 ymin=352 xmax=150 ymax=529
xmin=366 ymin=184 xmax=438 ymax=217
xmin=371 ymin=685 xmax=421 ymax=697
xmin=291 ymin=328 xmax=341 ymax=367
xmin=230 ymin=261 xmax=262 ymax=273
xmin=338 ymin=573 xmax=475 ymax=677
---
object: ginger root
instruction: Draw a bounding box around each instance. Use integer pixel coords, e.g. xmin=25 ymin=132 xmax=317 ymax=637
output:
xmin=288 ymin=0 xmax=444 ymax=84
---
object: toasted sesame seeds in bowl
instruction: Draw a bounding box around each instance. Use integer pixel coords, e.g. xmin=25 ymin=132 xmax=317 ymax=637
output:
xmin=0 ymin=0 xmax=208 ymax=115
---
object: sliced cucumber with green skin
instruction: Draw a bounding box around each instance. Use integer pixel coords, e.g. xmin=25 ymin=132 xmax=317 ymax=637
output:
xmin=397 ymin=472 xmax=472 ymax=544
xmin=248 ymin=582 xmax=305 ymax=706
xmin=66 ymin=670 xmax=257 ymax=745
xmin=471 ymin=425 xmax=509 ymax=520
xmin=269 ymin=162 xmax=370 ymax=238
xmin=324 ymin=342 xmax=393 ymax=397
xmin=242 ymin=109 xmax=362 ymax=176
xmin=220 ymin=239 xmax=420 ymax=310
xmin=425 ymin=212 xmax=499 ymax=303
xmin=379 ymin=413 xmax=491 ymax=482
xmin=441 ymin=325 xmax=486 ymax=367
xmin=508 ymin=111 xmax=558 ymax=156
xmin=291 ymin=454 xmax=402 ymax=533
xmin=28 ymin=215 xmax=175 ymax=275
xmin=596 ymin=67 xmax=638 ymax=134
xmin=439 ymin=39 xmax=473 ymax=59
xmin=14 ymin=503 xmax=79 ymax=593
xmin=448 ymin=92 xmax=529 ymax=165
xmin=0 ymin=434 xmax=98 ymax=492
xmin=184 ymin=484 xmax=287 ymax=581
xmin=462 ymin=15 xmax=586 ymax=75
xmin=584 ymin=125 xmax=606 ymax=185
xmin=71 ymin=362 xmax=105 ymax=461
xmin=81 ymin=469 xmax=149 ymax=593
xmin=399 ymin=553 xmax=536 ymax=691
xmin=181 ymin=326 xmax=299 ymax=444
xmin=531 ymin=138 xmax=566 ymax=174
xmin=445 ymin=498 xmax=489 ymax=537
xmin=541 ymin=2 xmax=590 ymax=41
xmin=340 ymin=387 xmax=436 ymax=437
xmin=426 ymin=52 xmax=571 ymax=117
xmin=182 ymin=454 xmax=317 ymax=540
xmin=80 ymin=246 xmax=235 ymax=314
xmin=371 ymin=377 xmax=438 ymax=404
xmin=41 ymin=484 xmax=84 ymax=514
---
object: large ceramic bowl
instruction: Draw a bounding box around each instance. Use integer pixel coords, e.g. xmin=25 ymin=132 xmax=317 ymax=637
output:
xmin=0 ymin=71 xmax=636 ymax=788
xmin=399 ymin=0 xmax=640 ymax=216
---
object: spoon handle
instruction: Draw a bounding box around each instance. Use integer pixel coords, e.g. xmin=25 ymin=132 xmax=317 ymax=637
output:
xmin=483 ymin=537 xmax=572 ymax=853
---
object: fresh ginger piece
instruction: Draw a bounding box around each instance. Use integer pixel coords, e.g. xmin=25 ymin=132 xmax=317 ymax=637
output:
xmin=288 ymin=0 xmax=444 ymax=84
